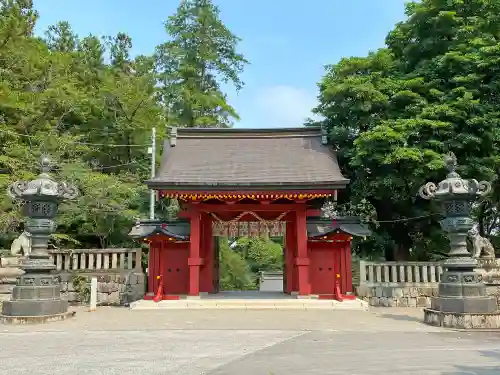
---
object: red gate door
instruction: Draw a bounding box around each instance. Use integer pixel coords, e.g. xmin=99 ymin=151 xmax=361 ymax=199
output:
xmin=309 ymin=242 xmax=336 ymax=295
xmin=162 ymin=242 xmax=189 ymax=295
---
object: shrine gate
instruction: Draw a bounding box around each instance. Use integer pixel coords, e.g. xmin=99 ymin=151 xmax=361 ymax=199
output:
xmin=129 ymin=127 xmax=370 ymax=299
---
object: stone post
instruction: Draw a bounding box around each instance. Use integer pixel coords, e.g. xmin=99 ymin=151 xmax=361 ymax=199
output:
xmin=1 ymin=155 xmax=79 ymax=320
xmin=419 ymin=152 xmax=497 ymax=315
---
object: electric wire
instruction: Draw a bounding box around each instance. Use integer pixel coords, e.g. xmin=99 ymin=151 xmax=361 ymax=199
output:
xmin=0 ymin=129 xmax=154 ymax=147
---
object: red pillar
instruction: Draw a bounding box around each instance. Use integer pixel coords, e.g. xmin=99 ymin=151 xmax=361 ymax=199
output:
xmin=285 ymin=215 xmax=296 ymax=294
xmin=295 ymin=205 xmax=310 ymax=295
xmin=188 ymin=207 xmax=202 ymax=296
xmin=343 ymin=242 xmax=353 ymax=294
xmin=199 ymin=214 xmax=214 ymax=293
xmin=147 ymin=243 xmax=156 ymax=296
xmin=147 ymin=240 xmax=162 ymax=297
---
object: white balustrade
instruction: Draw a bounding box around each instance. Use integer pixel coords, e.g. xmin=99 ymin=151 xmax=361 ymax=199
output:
xmin=48 ymin=248 xmax=142 ymax=273
xmin=358 ymin=260 xmax=442 ymax=286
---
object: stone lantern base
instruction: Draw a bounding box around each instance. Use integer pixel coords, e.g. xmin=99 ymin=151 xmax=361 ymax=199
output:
xmin=423 ymin=268 xmax=500 ymax=329
xmin=424 ymin=309 xmax=500 ymax=329
xmin=1 ymin=273 xmax=69 ymax=318
xmin=430 ymin=295 xmax=498 ymax=314
xmin=0 ymin=311 xmax=75 ymax=325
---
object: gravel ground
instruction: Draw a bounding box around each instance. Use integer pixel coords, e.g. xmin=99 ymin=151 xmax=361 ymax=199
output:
xmin=0 ymin=307 xmax=499 ymax=375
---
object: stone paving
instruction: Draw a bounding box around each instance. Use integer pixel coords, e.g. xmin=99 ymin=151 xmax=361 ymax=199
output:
xmin=0 ymin=307 xmax=499 ymax=374
xmin=129 ymin=296 xmax=368 ymax=310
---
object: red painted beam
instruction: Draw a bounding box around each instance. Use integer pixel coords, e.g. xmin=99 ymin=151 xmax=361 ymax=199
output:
xmin=188 ymin=203 xmax=307 ymax=212
xmin=160 ymin=189 xmax=336 ymax=196
xmin=306 ymin=209 xmax=321 ymax=217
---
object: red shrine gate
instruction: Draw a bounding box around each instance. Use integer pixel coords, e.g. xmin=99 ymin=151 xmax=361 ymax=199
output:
xmin=129 ymin=127 xmax=370 ymax=299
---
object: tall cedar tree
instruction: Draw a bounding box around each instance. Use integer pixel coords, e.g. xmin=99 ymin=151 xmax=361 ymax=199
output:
xmin=155 ymin=0 xmax=248 ymax=127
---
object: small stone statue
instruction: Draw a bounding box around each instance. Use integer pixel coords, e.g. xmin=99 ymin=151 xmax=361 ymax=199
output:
xmin=469 ymin=229 xmax=500 ymax=285
xmin=10 ymin=231 xmax=31 ymax=257
xmin=469 ymin=229 xmax=495 ymax=259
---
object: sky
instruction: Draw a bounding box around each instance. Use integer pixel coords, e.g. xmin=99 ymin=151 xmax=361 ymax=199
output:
xmin=33 ymin=0 xmax=408 ymax=129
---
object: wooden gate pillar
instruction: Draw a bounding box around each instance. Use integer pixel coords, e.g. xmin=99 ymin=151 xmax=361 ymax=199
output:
xmin=295 ymin=205 xmax=310 ymax=295
xmin=188 ymin=207 xmax=202 ymax=296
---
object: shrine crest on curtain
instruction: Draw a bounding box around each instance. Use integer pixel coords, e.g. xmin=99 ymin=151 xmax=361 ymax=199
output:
xmin=211 ymin=221 xmax=286 ymax=237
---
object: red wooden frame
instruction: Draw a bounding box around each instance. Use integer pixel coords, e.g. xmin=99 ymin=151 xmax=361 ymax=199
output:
xmin=141 ymin=192 xmax=354 ymax=300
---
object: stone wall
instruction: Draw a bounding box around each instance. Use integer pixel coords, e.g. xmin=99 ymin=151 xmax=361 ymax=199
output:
xmin=356 ymin=284 xmax=438 ymax=307
xmin=0 ymin=249 xmax=146 ymax=307
xmin=357 ymin=260 xmax=500 ymax=308
xmin=59 ymin=272 xmax=145 ymax=306
xmin=0 ymin=271 xmax=145 ymax=307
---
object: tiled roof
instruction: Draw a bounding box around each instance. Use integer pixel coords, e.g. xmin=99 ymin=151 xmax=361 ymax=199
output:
xmin=128 ymin=220 xmax=190 ymax=240
xmin=306 ymin=217 xmax=372 ymax=238
xmin=146 ymin=127 xmax=349 ymax=190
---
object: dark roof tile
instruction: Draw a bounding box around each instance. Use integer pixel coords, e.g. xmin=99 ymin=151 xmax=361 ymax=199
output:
xmin=147 ymin=127 xmax=349 ymax=190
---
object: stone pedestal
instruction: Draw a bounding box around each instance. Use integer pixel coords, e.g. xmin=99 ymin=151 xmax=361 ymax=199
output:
xmin=1 ymin=256 xmax=71 ymax=319
xmin=432 ymin=266 xmax=498 ymax=314
xmin=2 ymin=273 xmax=68 ymax=316
xmin=424 ymin=308 xmax=500 ymax=329
xmin=426 ymin=259 xmax=500 ymax=328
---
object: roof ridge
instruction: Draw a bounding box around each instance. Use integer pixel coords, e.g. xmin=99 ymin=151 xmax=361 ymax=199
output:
xmin=171 ymin=126 xmax=322 ymax=138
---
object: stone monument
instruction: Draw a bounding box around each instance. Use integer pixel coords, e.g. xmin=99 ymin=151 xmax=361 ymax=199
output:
xmin=0 ymin=155 xmax=79 ymax=323
xmin=420 ymin=152 xmax=500 ymax=329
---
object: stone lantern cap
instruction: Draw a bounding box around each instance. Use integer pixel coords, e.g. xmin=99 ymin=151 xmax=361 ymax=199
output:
xmin=419 ymin=152 xmax=491 ymax=201
xmin=7 ymin=155 xmax=79 ymax=201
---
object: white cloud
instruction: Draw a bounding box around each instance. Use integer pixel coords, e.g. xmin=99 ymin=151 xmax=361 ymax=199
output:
xmin=254 ymin=85 xmax=321 ymax=128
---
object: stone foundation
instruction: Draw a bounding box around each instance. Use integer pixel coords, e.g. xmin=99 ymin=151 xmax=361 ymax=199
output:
xmin=58 ymin=272 xmax=146 ymax=305
xmin=0 ymin=311 xmax=76 ymax=325
xmin=424 ymin=308 xmax=500 ymax=329
xmin=0 ymin=272 xmax=145 ymax=307
xmin=357 ymin=284 xmax=500 ymax=308
xmin=356 ymin=285 xmax=438 ymax=307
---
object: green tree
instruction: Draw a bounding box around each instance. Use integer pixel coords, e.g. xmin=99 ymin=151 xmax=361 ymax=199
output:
xmin=234 ymin=237 xmax=283 ymax=273
xmin=45 ymin=21 xmax=77 ymax=52
xmin=314 ymin=0 xmax=500 ymax=260
xmin=218 ymin=238 xmax=254 ymax=290
xmin=0 ymin=0 xmax=164 ymax=249
xmin=155 ymin=0 xmax=248 ymax=127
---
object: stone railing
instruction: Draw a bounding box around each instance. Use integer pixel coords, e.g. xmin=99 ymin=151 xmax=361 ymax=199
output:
xmin=357 ymin=260 xmax=500 ymax=308
xmin=356 ymin=260 xmax=442 ymax=307
xmin=359 ymin=261 xmax=443 ymax=285
xmin=0 ymin=248 xmax=145 ymax=307
xmin=48 ymin=248 xmax=142 ymax=272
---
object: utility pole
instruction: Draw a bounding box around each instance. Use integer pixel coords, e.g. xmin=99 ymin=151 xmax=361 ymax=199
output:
xmin=148 ymin=127 xmax=156 ymax=220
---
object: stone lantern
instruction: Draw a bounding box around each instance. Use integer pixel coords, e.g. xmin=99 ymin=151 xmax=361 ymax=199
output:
xmin=419 ymin=152 xmax=498 ymax=320
xmin=1 ymin=155 xmax=78 ymax=319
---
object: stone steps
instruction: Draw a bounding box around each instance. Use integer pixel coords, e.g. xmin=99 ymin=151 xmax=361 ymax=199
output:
xmin=130 ymin=298 xmax=369 ymax=311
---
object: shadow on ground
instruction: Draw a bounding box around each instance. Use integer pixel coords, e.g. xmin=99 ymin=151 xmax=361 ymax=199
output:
xmin=442 ymin=349 xmax=500 ymax=374
xmin=442 ymin=365 xmax=500 ymax=375
xmin=374 ymin=313 xmax=422 ymax=323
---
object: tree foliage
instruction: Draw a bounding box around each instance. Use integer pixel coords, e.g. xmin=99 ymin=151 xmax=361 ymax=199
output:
xmin=314 ymin=0 xmax=500 ymax=260
xmin=218 ymin=237 xmax=284 ymax=291
xmin=0 ymin=0 xmax=246 ymax=250
xmin=233 ymin=237 xmax=283 ymax=273
xmin=155 ymin=0 xmax=248 ymax=127
xmin=218 ymin=237 xmax=255 ymax=290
